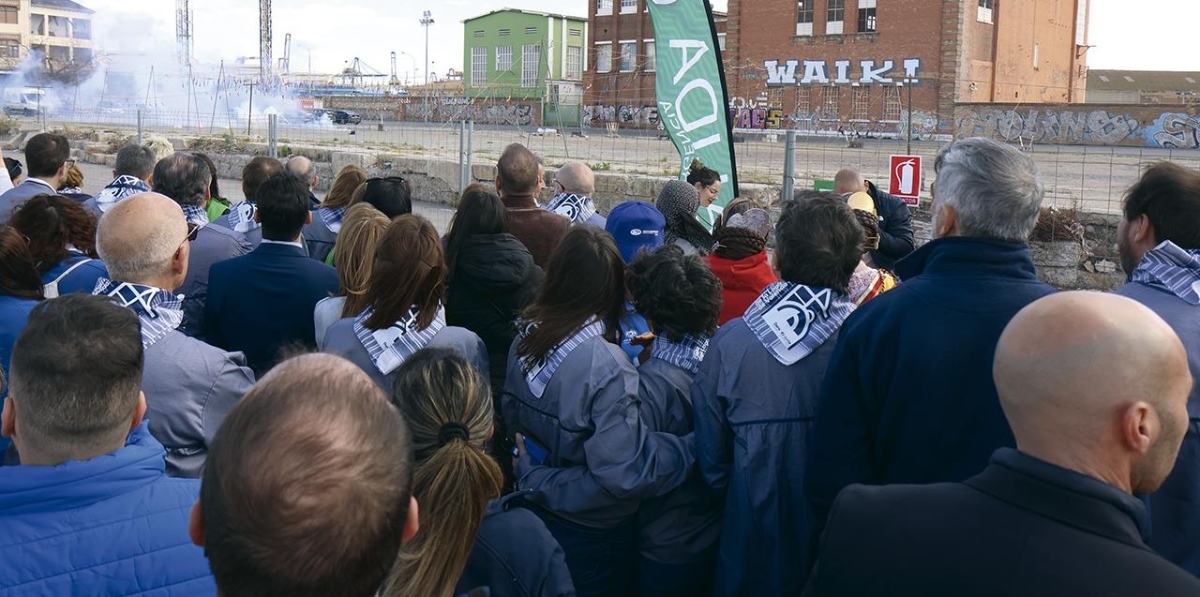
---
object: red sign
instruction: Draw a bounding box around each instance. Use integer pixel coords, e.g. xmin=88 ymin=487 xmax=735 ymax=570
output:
xmin=888 ymin=155 xmax=922 ymax=206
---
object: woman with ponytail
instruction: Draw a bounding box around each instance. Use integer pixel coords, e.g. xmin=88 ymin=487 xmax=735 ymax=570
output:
xmin=385 ymin=347 xmax=574 ymax=597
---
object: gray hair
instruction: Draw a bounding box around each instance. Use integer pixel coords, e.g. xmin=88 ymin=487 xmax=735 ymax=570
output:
xmin=285 ymin=155 xmax=316 ymax=182
xmin=932 ymin=137 xmax=1044 ymax=242
xmin=114 ymin=144 xmax=157 ymax=180
xmin=152 ymin=153 xmax=210 ymax=207
xmin=97 ymin=193 xmax=189 ymax=283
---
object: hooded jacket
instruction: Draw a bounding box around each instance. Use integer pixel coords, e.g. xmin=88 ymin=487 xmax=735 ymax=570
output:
xmin=447 ymin=233 xmax=544 ymax=387
xmin=0 ymin=424 xmax=215 ymax=594
xmin=705 ymin=251 xmax=778 ymax=327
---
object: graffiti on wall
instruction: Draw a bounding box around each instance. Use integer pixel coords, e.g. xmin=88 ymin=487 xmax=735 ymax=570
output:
xmin=584 ymin=104 xmax=659 ymax=128
xmin=401 ymin=98 xmax=536 ymax=126
xmin=956 ymin=108 xmax=1142 ymax=145
xmin=764 ymin=58 xmax=922 ymax=86
xmin=1147 ymin=113 xmax=1200 ymax=149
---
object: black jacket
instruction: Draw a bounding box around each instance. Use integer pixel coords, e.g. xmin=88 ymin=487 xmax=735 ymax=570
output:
xmin=864 ymin=180 xmax=915 ymax=270
xmin=446 ymin=233 xmax=544 ymax=388
xmin=804 ymin=448 xmax=1200 ymax=597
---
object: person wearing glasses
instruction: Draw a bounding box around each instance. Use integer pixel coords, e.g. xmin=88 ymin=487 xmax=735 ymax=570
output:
xmin=92 ymin=192 xmax=255 ymax=478
xmin=356 ymin=174 xmax=414 ymax=219
xmin=0 ymin=133 xmax=72 ymax=223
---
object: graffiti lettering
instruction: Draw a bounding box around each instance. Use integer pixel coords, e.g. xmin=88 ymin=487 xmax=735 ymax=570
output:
xmin=765 ymin=58 xmax=921 ymax=86
xmin=584 ymin=104 xmax=659 ymax=128
xmin=1149 ymin=113 xmax=1200 ymax=149
xmin=956 ymin=108 xmax=1140 ymax=145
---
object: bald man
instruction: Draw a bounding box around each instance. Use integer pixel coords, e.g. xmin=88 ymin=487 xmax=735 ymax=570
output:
xmin=803 ymin=292 xmax=1200 ymax=597
xmin=284 ymin=155 xmax=322 ymax=210
xmin=832 ymin=167 xmax=914 ymax=269
xmin=95 ymin=192 xmax=255 ymax=477
xmin=546 ymin=161 xmax=607 ymax=228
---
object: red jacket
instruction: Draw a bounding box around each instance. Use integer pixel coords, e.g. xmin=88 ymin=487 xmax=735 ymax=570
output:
xmin=706 ymin=251 xmax=778 ymax=326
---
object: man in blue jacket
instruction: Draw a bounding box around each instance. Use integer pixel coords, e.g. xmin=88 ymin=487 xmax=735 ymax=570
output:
xmin=693 ymin=194 xmax=864 ymax=596
xmin=834 ymin=168 xmax=914 ymax=270
xmin=1113 ymin=161 xmax=1200 ymax=576
xmin=808 ymin=138 xmax=1057 ymax=538
xmin=205 ymin=172 xmax=339 ymax=375
xmin=0 ymin=294 xmax=214 ymax=594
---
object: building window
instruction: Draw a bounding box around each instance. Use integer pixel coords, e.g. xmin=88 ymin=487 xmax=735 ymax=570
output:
xmin=30 ymin=14 xmax=44 ymax=36
xmin=643 ymin=40 xmax=656 ymax=71
xmin=857 ymin=0 xmax=876 ymax=33
xmin=717 ymin=33 xmax=726 ymax=50
xmin=595 ymin=42 xmax=612 ymax=73
xmin=821 ymin=86 xmax=840 ymax=120
xmin=521 ymin=44 xmax=540 ymax=87
xmin=471 ymin=47 xmax=487 ymax=87
xmin=525 ymin=27 xmax=538 ymax=35
xmin=73 ymin=19 xmax=91 ymax=40
xmin=496 ymin=45 xmax=513 ymax=71
xmin=826 ymin=0 xmax=844 ymax=34
xmin=0 ymin=6 xmax=15 ymax=25
xmin=499 ymin=28 xmax=511 ymax=36
xmin=48 ymin=45 xmax=69 ymax=61
xmin=852 ymin=86 xmax=870 ymax=120
xmin=473 ymin=30 xmax=484 ymax=38
xmin=979 ymin=0 xmax=994 ymax=24
xmin=883 ymin=85 xmax=901 ymax=120
xmin=794 ymin=87 xmax=811 ymax=118
xmin=569 ymin=28 xmax=582 ymax=36
xmin=74 ymin=47 xmax=92 ymax=64
xmin=619 ymin=41 xmax=636 ymax=72
xmin=621 ymin=0 xmax=636 ymax=12
xmin=566 ymin=45 xmax=582 ymax=80
xmin=0 ymin=36 xmax=18 ymax=58
xmin=1075 ymin=0 xmax=1088 ymax=45
xmin=597 ymin=0 xmax=613 ymax=14
xmin=1033 ymin=43 xmax=1040 ymax=70
xmin=796 ymin=0 xmax=813 ymax=36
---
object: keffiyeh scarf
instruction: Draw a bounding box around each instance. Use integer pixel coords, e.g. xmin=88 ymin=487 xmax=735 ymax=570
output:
xmin=226 ymin=201 xmax=261 ymax=233
xmin=546 ymin=192 xmax=598 ymax=225
xmin=521 ymin=319 xmax=607 ymax=398
xmin=650 ymin=334 xmax=710 ymax=375
xmin=354 ymin=305 xmax=445 ymax=375
xmin=181 ymin=204 xmax=209 ymax=225
xmin=94 ymin=279 xmax=184 ymax=348
xmin=744 ymin=281 xmax=855 ymax=366
xmin=318 ymin=206 xmax=347 ymax=234
xmin=1129 ymin=240 xmax=1200 ymax=305
xmin=94 ymin=176 xmax=152 ymax=213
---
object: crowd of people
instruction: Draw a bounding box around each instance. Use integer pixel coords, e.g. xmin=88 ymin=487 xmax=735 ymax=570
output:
xmin=0 ymin=131 xmax=1198 ymax=597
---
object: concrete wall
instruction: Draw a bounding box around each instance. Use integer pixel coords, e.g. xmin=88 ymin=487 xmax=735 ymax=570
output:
xmin=322 ymin=95 xmax=544 ymax=127
xmin=955 ymin=103 xmax=1200 ymax=148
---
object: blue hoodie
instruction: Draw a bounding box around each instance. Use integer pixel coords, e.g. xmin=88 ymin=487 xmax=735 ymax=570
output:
xmin=0 ymin=423 xmax=215 ymax=594
xmin=806 ymin=237 xmax=1056 ymax=537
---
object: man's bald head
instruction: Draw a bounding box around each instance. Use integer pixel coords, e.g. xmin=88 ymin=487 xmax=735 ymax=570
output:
xmin=555 ymin=161 xmax=595 ymax=196
xmin=834 ymin=168 xmax=865 ymax=195
xmin=197 ymin=353 xmax=414 ymax=597
xmin=285 ymin=155 xmax=317 ymax=186
xmin=97 ymin=192 xmax=189 ymax=285
xmin=995 ymin=291 xmax=1192 ymax=493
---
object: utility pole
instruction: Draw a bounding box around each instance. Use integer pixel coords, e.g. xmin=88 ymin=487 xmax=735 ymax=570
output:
xmin=247 ymin=81 xmax=256 ymax=135
xmin=906 ymin=79 xmax=913 ymax=155
xmin=421 ymin=10 xmax=434 ymax=123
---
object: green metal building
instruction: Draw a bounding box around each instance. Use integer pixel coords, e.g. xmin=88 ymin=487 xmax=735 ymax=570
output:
xmin=462 ymin=8 xmax=587 ymax=126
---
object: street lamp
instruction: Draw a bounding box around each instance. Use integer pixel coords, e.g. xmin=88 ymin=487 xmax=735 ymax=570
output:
xmin=420 ymin=10 xmax=434 ymax=122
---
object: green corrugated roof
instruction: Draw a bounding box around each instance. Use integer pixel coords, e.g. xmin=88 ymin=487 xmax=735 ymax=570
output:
xmin=1087 ymin=69 xmax=1200 ymax=93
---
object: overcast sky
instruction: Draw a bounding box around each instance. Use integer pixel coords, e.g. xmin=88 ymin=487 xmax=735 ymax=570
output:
xmin=83 ymin=0 xmax=1197 ymax=79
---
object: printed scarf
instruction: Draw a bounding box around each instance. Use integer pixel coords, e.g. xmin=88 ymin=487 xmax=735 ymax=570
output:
xmin=354 ymin=305 xmax=446 ymax=375
xmin=95 ymin=279 xmax=184 ymax=348
xmin=521 ymin=319 xmax=607 ymax=398
xmin=1129 ymin=240 xmax=1200 ymax=305
xmin=319 ymin=206 xmax=347 ymax=234
xmin=546 ymin=192 xmax=598 ymax=225
xmin=94 ymin=175 xmax=152 ymax=213
xmin=744 ymin=281 xmax=855 ymax=366
xmin=226 ymin=201 xmax=261 ymax=233
xmin=650 ymin=334 xmax=710 ymax=375
xmin=181 ymin=204 xmax=210 ymax=226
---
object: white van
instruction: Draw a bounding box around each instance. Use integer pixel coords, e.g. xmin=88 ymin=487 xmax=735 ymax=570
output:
xmin=3 ymin=87 xmax=45 ymax=116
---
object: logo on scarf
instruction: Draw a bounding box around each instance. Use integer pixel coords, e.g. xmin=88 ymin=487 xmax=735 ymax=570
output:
xmin=761 ymin=285 xmax=833 ymax=348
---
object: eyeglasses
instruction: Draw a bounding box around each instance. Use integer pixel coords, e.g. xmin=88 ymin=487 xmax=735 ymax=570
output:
xmin=63 ymin=159 xmax=76 ymax=169
xmin=176 ymin=222 xmax=201 ymax=253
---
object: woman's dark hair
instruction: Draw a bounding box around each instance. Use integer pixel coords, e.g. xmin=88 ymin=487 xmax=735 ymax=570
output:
xmin=5 ymin=157 xmax=22 ymax=183
xmin=363 ymin=214 xmax=445 ymax=330
xmin=10 ymin=194 xmax=98 ymax=274
xmin=626 ymin=244 xmax=722 ymax=341
xmin=518 ymin=226 xmax=624 ymax=370
xmin=445 ymin=183 xmax=508 ymax=279
xmin=358 ymin=176 xmax=414 ymax=219
xmin=686 ymin=158 xmax=720 ymax=187
xmin=775 ymin=192 xmax=864 ymax=294
xmin=194 ymin=152 xmax=222 ymax=198
xmin=0 ymin=225 xmax=44 ymax=300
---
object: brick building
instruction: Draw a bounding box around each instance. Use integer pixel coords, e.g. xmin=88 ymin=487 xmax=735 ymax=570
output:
xmin=583 ymin=0 xmax=726 ymax=128
xmin=721 ymin=0 xmax=1091 ymax=134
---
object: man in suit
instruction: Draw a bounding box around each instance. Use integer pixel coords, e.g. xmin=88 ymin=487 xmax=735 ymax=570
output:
xmin=212 ymin=156 xmax=283 ymax=249
xmin=1113 ymin=161 xmax=1200 ymax=575
xmin=152 ymin=153 xmax=252 ymax=338
xmin=834 ymin=168 xmax=914 ymax=270
xmin=495 ymin=143 xmax=569 ymax=268
xmin=95 ymin=192 xmax=255 ymax=477
xmin=205 ymin=172 xmax=338 ymax=375
xmin=0 ymin=133 xmax=70 ymax=222
xmin=803 ymin=292 xmax=1200 ymax=596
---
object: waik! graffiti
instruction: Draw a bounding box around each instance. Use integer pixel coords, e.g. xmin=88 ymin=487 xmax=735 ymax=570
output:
xmin=763 ymin=58 xmax=922 ymax=86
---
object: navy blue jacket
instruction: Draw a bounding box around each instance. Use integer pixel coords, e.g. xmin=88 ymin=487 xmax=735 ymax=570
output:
xmin=0 ymin=294 xmax=35 ymax=457
xmin=204 ymin=241 xmax=339 ymax=375
xmin=1117 ymin=281 xmax=1200 ymax=575
xmin=41 ymin=252 xmax=108 ymax=297
xmin=692 ymin=317 xmax=838 ymax=596
xmin=179 ymin=222 xmax=252 ymax=339
xmin=863 ymin=180 xmax=915 ymax=271
xmin=803 ymin=449 xmax=1200 ymax=597
xmin=806 ymin=237 xmax=1056 ymax=535
xmin=457 ymin=493 xmax=576 ymax=597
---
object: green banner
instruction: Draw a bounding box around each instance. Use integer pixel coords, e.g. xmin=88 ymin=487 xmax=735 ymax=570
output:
xmin=646 ymin=0 xmax=739 ymax=216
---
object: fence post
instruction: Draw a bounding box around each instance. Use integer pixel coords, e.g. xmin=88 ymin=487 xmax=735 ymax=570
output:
xmin=458 ymin=119 xmax=467 ymax=196
xmin=466 ymin=120 xmax=475 ymax=188
xmin=137 ymin=110 xmax=144 ymax=145
xmin=268 ymin=114 xmax=278 ymax=158
xmin=782 ymin=129 xmax=796 ymax=202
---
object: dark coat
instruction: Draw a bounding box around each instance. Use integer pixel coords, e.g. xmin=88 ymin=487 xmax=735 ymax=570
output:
xmin=806 ymin=237 xmax=1056 ymax=535
xmin=204 ymin=242 xmax=338 ymax=376
xmin=803 ymin=449 xmax=1200 ymax=597
xmin=178 ymin=223 xmax=252 ymax=339
xmin=457 ymin=494 xmax=577 ymax=597
xmin=864 ymin=180 xmax=915 ymax=271
xmin=446 ymin=233 xmax=544 ymax=391
xmin=501 ymin=193 xmax=570 ymax=269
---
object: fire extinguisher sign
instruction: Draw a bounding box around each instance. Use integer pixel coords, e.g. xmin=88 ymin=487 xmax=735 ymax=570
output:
xmin=888 ymin=155 xmax=922 ymax=206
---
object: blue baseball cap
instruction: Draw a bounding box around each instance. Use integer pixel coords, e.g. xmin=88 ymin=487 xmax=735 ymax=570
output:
xmin=605 ymin=200 xmax=666 ymax=264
